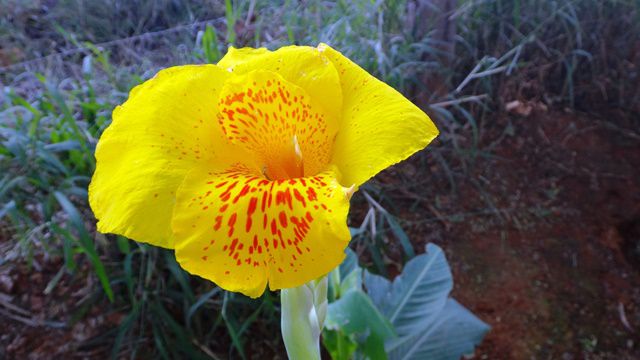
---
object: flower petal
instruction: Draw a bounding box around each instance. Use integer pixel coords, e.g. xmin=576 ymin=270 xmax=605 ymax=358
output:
xmin=216 ymin=47 xmax=271 ymax=69
xmin=89 ymin=65 xmax=239 ymax=248
xmin=217 ymin=70 xmax=337 ymax=179
xmin=172 ymin=164 xmax=351 ymax=298
xmin=217 ymin=46 xmax=342 ymax=122
xmin=319 ymin=43 xmax=439 ymax=187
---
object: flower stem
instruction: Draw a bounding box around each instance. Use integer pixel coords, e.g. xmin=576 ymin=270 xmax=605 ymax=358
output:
xmin=281 ymin=277 xmax=328 ymax=360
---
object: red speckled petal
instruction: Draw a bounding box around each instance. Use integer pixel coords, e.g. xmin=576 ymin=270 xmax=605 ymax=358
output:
xmin=217 ymin=70 xmax=337 ymax=180
xmin=172 ymin=164 xmax=351 ymax=298
xmin=217 ymin=45 xmax=342 ymax=122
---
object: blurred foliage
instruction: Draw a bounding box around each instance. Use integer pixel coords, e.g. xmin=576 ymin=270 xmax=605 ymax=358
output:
xmin=1 ymin=0 xmax=639 ymax=358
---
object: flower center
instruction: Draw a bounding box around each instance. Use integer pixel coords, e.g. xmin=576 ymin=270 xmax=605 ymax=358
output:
xmin=261 ymin=135 xmax=304 ymax=180
xmin=217 ymin=70 xmax=337 ymax=180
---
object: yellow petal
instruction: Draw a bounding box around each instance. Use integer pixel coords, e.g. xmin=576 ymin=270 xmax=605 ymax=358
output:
xmin=318 ymin=43 xmax=439 ymax=187
xmin=217 ymin=45 xmax=342 ymax=122
xmin=217 ymin=70 xmax=337 ymax=179
xmin=216 ymin=47 xmax=271 ymax=69
xmin=172 ymin=164 xmax=351 ymax=298
xmin=89 ymin=65 xmax=239 ymax=248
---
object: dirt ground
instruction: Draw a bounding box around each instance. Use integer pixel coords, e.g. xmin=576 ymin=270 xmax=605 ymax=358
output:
xmin=2 ymin=109 xmax=639 ymax=359
xmin=382 ymin=109 xmax=640 ymax=359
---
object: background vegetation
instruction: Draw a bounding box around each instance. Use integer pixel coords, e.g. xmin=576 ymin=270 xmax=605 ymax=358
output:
xmin=1 ymin=0 xmax=639 ymax=358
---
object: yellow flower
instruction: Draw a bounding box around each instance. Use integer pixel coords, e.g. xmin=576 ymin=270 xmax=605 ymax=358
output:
xmin=89 ymin=44 xmax=438 ymax=298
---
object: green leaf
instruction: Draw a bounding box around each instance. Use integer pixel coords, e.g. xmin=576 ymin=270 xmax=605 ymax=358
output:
xmin=385 ymin=214 xmax=415 ymax=258
xmin=322 ymin=329 xmax=358 ymax=360
xmin=339 ymin=247 xmax=359 ymax=277
xmin=365 ymin=243 xmax=452 ymax=336
xmin=202 ymin=25 xmax=222 ymax=63
xmin=111 ymin=302 xmax=141 ymax=359
xmin=387 ymin=299 xmax=490 ymax=360
xmin=164 ymin=251 xmax=195 ymax=303
xmin=116 ymin=236 xmax=130 ymax=254
xmin=338 ymin=248 xmax=362 ymax=296
xmin=364 ymin=244 xmax=489 ymax=360
xmin=44 ymin=140 xmax=81 ymax=152
xmin=187 ymin=287 xmax=220 ymax=328
xmin=0 ymin=200 xmax=16 ymax=222
xmin=224 ymin=0 xmax=236 ymax=44
xmin=222 ymin=292 xmax=247 ymax=359
xmin=54 ymin=191 xmax=113 ymax=301
xmin=325 ymin=289 xmax=395 ymax=345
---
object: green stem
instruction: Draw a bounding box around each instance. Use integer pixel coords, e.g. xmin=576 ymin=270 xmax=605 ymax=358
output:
xmin=281 ymin=277 xmax=328 ymax=360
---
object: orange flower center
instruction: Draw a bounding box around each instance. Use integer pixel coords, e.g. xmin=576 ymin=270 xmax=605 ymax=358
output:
xmin=217 ymin=70 xmax=336 ymax=181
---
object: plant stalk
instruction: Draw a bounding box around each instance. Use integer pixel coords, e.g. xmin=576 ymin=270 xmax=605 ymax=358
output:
xmin=280 ymin=277 xmax=328 ymax=360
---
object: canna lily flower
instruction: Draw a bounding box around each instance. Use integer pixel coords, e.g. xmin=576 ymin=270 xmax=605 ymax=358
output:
xmin=89 ymin=44 xmax=438 ymax=298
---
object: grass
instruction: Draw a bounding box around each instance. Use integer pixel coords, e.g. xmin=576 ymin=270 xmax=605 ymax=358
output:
xmin=1 ymin=0 xmax=639 ymax=357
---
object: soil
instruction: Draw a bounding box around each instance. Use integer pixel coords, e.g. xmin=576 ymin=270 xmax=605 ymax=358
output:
xmin=2 ymin=109 xmax=639 ymax=359
xmin=377 ymin=109 xmax=640 ymax=359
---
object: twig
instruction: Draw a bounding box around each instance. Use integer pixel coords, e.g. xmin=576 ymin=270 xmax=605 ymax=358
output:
xmin=618 ymin=302 xmax=634 ymax=332
xmin=0 ymin=307 xmax=66 ymax=328
xmin=0 ymin=292 xmax=67 ymax=328
xmin=244 ymin=0 xmax=257 ymax=27
xmin=393 ymin=188 xmax=452 ymax=231
xmin=193 ymin=339 xmax=223 ymax=360
xmin=455 ymin=65 xmax=509 ymax=94
xmin=362 ymin=190 xmax=388 ymax=214
xmin=0 ymin=293 xmax=30 ymax=316
xmin=593 ymin=118 xmax=640 ymax=142
xmin=430 ymin=94 xmax=489 ymax=108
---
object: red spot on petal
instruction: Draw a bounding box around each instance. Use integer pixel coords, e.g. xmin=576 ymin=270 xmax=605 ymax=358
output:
xmin=213 ymin=216 xmax=223 ymax=231
xmin=228 ymin=213 xmax=237 ymax=237
xmin=279 ymin=211 xmax=288 ymax=228
xmin=307 ymin=187 xmax=317 ymax=201
xmin=293 ymin=188 xmax=306 ymax=207
xmin=233 ymin=185 xmax=250 ymax=204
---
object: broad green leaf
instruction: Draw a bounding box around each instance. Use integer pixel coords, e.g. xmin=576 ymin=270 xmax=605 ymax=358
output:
xmin=364 ymin=244 xmax=489 ymax=360
xmin=339 ymin=248 xmax=362 ymax=295
xmin=329 ymin=247 xmax=360 ymax=301
xmin=387 ymin=299 xmax=490 ymax=360
xmin=339 ymin=247 xmax=359 ymax=277
xmin=325 ymin=289 xmax=395 ymax=344
xmin=365 ymin=243 xmax=452 ymax=336
xmin=322 ymin=329 xmax=358 ymax=360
